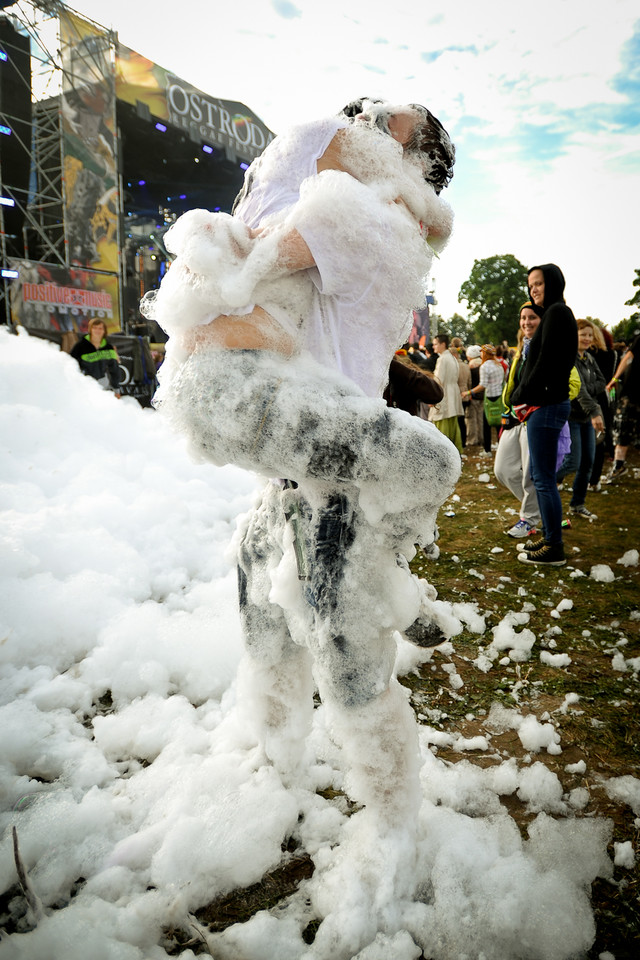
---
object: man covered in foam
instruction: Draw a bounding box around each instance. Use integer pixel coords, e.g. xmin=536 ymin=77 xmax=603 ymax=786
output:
xmin=143 ymin=98 xmax=461 ymax=953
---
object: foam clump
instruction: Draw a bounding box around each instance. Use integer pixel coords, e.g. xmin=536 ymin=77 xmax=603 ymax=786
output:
xmin=617 ymin=549 xmax=639 ymax=566
xmin=489 ymin=610 xmax=536 ymax=661
xmin=0 ymin=292 xmax=616 ymax=957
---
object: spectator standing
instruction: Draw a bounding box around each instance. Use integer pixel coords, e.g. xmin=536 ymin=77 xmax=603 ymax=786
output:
xmin=429 ymin=333 xmax=463 ymax=453
xmin=494 ymin=303 xmax=542 ymax=538
xmin=555 ymin=319 xmax=606 ymax=518
xmin=70 ymin=318 xmax=121 ymax=396
xmin=421 ymin=342 xmax=438 ymax=373
xmin=512 ymin=264 xmax=578 ymax=566
xmin=606 ymin=334 xmax=640 ymax=481
xmin=588 ymin=326 xmax=617 ymax=488
xmin=462 ymin=344 xmax=505 ymax=454
xmin=464 ymin=345 xmax=484 ymax=444
xmin=495 ymin=345 xmax=510 ymax=375
xmin=451 ymin=343 xmax=472 ymax=447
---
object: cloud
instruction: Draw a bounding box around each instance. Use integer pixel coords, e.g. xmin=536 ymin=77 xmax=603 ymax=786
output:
xmin=271 ymin=0 xmax=302 ymax=19
xmin=420 ymin=44 xmax=481 ymax=64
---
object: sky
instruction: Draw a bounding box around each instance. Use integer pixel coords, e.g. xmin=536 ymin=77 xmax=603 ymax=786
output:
xmin=2 ymin=328 xmax=639 ymax=958
xmin=51 ymin=0 xmax=640 ymax=333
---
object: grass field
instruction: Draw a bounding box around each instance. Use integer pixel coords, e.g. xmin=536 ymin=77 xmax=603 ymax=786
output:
xmin=403 ymin=443 xmax=640 ymax=959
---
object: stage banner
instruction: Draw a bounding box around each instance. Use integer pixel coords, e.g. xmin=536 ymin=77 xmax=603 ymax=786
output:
xmin=115 ymin=43 xmax=273 ymax=162
xmin=59 ymin=10 xmax=119 ymax=273
xmin=409 ymin=307 xmax=431 ymax=348
xmin=7 ymin=259 xmax=120 ymax=348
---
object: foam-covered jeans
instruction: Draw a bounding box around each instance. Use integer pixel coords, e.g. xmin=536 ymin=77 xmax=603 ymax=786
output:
xmin=168 ymin=346 xmax=461 ymax=818
xmin=526 ymin=401 xmax=570 ymax=545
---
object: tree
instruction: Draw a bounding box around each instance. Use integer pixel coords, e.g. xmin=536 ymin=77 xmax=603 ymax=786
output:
xmin=458 ymin=254 xmax=529 ymax=345
xmin=446 ymin=312 xmax=477 ymax=344
xmin=611 ymin=268 xmax=640 ymax=342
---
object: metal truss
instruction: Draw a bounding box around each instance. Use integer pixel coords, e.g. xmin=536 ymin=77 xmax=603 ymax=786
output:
xmin=0 ymin=2 xmax=119 ymax=323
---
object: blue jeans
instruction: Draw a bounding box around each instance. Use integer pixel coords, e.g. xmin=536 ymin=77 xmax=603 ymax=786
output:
xmin=556 ymin=420 xmax=596 ymax=508
xmin=527 ymin=401 xmax=570 ymax=545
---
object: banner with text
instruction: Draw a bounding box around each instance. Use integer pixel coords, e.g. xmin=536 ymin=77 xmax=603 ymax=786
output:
xmin=8 ymin=259 xmax=120 ymax=335
xmin=115 ymin=43 xmax=273 ymax=162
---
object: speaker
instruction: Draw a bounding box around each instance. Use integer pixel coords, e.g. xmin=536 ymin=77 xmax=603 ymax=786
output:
xmin=0 ymin=18 xmax=32 ymax=257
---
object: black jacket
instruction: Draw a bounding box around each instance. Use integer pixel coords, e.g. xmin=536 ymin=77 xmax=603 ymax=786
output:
xmin=71 ymin=335 xmax=121 ymax=390
xmin=510 ymin=264 xmax=578 ymax=408
xmin=383 ymin=354 xmax=444 ymax=414
xmin=572 ymin=351 xmax=606 ymax=423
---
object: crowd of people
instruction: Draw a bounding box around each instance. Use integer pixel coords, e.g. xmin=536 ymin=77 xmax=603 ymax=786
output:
xmin=397 ymin=282 xmax=638 ymax=566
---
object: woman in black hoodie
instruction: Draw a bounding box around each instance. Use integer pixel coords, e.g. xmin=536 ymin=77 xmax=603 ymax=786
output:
xmin=511 ymin=264 xmax=578 ymax=565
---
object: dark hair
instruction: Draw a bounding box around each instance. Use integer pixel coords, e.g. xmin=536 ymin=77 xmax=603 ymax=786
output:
xmin=527 ymin=263 xmax=566 ymax=307
xmin=405 ymin=103 xmax=455 ymax=194
xmin=434 ymin=333 xmax=449 ymax=348
xmin=340 ymin=98 xmax=455 ymax=193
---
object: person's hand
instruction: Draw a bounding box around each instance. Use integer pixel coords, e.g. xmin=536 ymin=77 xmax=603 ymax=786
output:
xmin=592 ymin=415 xmax=604 ymax=432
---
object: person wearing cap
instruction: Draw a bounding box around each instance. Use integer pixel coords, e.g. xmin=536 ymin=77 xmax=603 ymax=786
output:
xmin=493 ymin=302 xmax=542 ymax=538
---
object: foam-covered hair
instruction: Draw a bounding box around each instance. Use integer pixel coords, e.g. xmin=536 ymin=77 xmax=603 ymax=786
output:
xmin=340 ymin=97 xmax=455 ymax=194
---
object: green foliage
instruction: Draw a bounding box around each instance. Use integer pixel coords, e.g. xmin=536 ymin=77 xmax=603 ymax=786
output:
xmin=458 ymin=254 xmax=529 ymax=344
xmin=611 ymin=268 xmax=640 ymax=342
xmin=445 ymin=312 xmax=477 ymax=344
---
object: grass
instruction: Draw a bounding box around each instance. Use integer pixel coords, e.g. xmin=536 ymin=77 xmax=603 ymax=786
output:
xmin=402 ymin=443 xmax=640 ymax=958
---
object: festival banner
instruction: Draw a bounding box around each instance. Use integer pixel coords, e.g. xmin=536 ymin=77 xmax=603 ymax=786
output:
xmin=8 ymin=259 xmax=120 ymax=344
xmin=115 ymin=44 xmax=273 ymax=162
xmin=59 ymin=10 xmax=120 ymax=273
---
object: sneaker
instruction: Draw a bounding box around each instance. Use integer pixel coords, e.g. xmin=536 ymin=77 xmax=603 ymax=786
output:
xmin=588 ymin=482 xmax=602 ymax=492
xmin=522 ymin=536 xmax=547 ymax=552
xmin=517 ymin=542 xmax=566 ymax=566
xmin=507 ymin=519 xmax=536 ymax=538
xmin=569 ymin=505 xmax=598 ymax=519
xmin=605 ymin=462 xmax=627 ymax=483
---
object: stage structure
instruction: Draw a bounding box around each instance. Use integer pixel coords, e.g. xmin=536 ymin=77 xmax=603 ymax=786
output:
xmin=0 ymin=0 xmax=273 ymax=361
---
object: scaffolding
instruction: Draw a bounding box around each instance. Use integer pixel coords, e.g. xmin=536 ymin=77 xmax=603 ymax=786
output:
xmin=0 ymin=0 xmax=121 ymax=325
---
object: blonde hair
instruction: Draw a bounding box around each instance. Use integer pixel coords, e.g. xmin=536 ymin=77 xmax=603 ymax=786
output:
xmin=577 ymin=318 xmax=606 ymax=351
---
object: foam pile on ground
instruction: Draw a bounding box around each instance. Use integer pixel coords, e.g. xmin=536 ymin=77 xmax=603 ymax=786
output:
xmin=0 ymin=330 xmax=615 ymax=960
